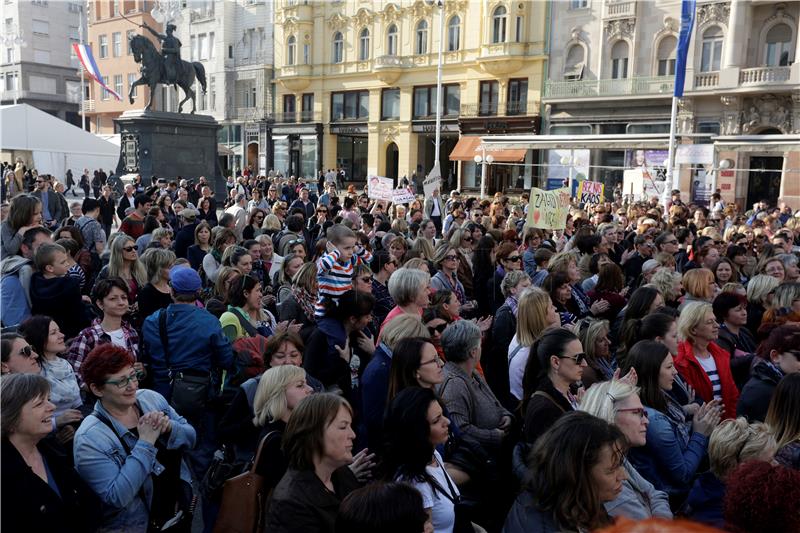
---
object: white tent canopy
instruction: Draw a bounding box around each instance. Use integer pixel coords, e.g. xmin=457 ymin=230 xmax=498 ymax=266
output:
xmin=0 ymin=103 xmax=119 ymax=179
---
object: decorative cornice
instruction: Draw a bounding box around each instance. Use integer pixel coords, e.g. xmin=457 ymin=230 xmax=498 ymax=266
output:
xmin=352 ymin=8 xmax=374 ymax=28
xmin=697 ymin=2 xmax=730 ymax=28
xmin=409 ymin=0 xmax=434 ymax=19
xmin=380 ymin=3 xmax=403 ymax=24
xmin=604 ymin=17 xmax=635 ymax=41
xmin=444 ymin=0 xmax=467 ymax=16
xmin=327 ymin=12 xmax=349 ymax=31
xmin=764 ymin=2 xmax=795 ymax=26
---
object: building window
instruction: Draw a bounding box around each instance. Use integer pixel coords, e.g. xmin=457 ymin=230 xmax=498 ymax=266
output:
xmin=331 ymin=90 xmax=369 ymax=121
xmin=208 ymin=32 xmax=215 ymax=58
xmin=657 ymin=35 xmax=677 ymax=76
xmin=413 ymin=84 xmax=460 ymax=118
xmin=697 ymin=121 xmax=721 ymax=135
xmin=101 ymin=76 xmax=109 ymax=100
xmin=33 ymin=48 xmax=50 ymax=63
xmin=283 ymin=94 xmax=296 ymax=120
xmin=564 ymin=44 xmax=585 ymax=79
xmin=191 ymin=36 xmax=197 ymax=60
xmin=515 ymin=16 xmax=523 ymax=42
xmin=381 ymin=88 xmax=400 ymax=120
xmin=387 ymin=24 xmax=398 ymax=56
xmin=99 ymin=34 xmax=108 ymax=58
xmin=507 ymin=78 xmax=528 ymax=115
xmin=303 ymin=42 xmax=310 ymax=64
xmin=765 ymin=23 xmax=792 ymax=66
xmin=114 ymin=74 xmax=123 ymax=97
xmin=570 ymin=0 xmax=588 ymax=8
xmin=611 ymin=40 xmax=629 ymax=79
xmin=32 ymin=19 xmax=49 ymax=36
xmin=359 ymin=28 xmax=370 ymax=61
xmin=126 ymin=30 xmax=135 ymax=55
xmin=700 ymin=26 xmax=723 ymax=72
xmin=447 ymin=16 xmax=460 ymax=51
xmin=479 ymin=80 xmax=499 ymax=115
xmin=416 ymin=20 xmax=428 ymax=54
xmin=128 ymin=72 xmax=137 ymax=97
xmin=287 ymin=35 xmax=296 ymax=65
xmin=332 ymin=31 xmax=343 ymax=63
xmin=112 ymin=32 xmax=121 ymax=57
xmin=199 ymin=34 xmax=209 ymax=60
xmin=210 ymin=76 xmax=216 ymax=110
xmin=492 ymin=6 xmax=506 ymax=43
xmin=301 ymin=93 xmax=314 ymax=121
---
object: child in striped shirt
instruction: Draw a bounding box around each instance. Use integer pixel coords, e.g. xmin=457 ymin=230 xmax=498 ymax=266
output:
xmin=315 ymin=225 xmax=372 ymax=317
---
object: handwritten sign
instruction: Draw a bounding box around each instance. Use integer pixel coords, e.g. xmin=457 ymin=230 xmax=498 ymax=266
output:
xmin=525 ymin=187 xmax=571 ymax=230
xmin=423 ymin=174 xmax=441 ymax=197
xmin=367 ymin=175 xmax=393 ymax=201
xmin=392 ymin=187 xmax=416 ymax=204
xmin=577 ymin=181 xmax=604 ymax=205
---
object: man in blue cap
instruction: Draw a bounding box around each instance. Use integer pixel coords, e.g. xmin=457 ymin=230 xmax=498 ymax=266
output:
xmin=141 ymin=265 xmax=234 ymax=479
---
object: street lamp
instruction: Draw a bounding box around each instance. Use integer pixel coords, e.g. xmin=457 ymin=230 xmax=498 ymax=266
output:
xmin=474 ymin=149 xmax=494 ymax=199
xmin=424 ymin=0 xmax=445 ymax=185
xmin=1 ymin=23 xmax=27 ymax=105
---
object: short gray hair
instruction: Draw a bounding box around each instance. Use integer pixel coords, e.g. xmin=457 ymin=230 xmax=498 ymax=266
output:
xmin=440 ymin=320 xmax=481 ymax=363
xmin=775 ymin=253 xmax=799 ymax=269
xmin=388 ymin=267 xmax=430 ymax=306
xmin=501 ymin=270 xmax=530 ymax=298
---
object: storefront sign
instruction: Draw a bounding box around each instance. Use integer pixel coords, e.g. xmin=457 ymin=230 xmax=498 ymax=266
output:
xmin=330 ymin=124 xmax=368 ymax=135
xmin=368 ymin=175 xmax=394 ymax=201
xmin=676 ymin=144 xmax=714 ymax=165
xmin=526 ymin=187 xmax=571 ymax=230
xmin=412 ymin=123 xmax=459 ymax=133
xmin=392 ymin=187 xmax=416 ymax=204
xmin=578 ymin=181 xmax=604 ymax=205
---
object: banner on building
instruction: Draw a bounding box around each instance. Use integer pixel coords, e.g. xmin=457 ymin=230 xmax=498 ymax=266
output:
xmin=392 ymin=187 xmax=416 ymax=204
xmin=368 ymin=176 xmax=393 ymax=201
xmin=526 ymin=187 xmax=571 ymax=230
xmin=676 ymin=144 xmax=714 ymax=165
xmin=627 ymin=150 xmax=668 ymax=199
xmin=577 ymin=181 xmax=605 ymax=205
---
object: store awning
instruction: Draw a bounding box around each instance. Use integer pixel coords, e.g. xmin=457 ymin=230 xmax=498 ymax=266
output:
xmin=479 ymin=133 xmax=675 ymax=150
xmin=449 ymin=136 xmax=527 ymax=162
xmin=217 ymin=143 xmax=235 ymax=156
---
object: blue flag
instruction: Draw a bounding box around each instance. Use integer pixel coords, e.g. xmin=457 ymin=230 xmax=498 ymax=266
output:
xmin=674 ymin=0 xmax=696 ymax=97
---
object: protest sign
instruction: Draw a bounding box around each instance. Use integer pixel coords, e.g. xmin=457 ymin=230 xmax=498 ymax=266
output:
xmin=577 ymin=180 xmax=604 ymax=205
xmin=423 ymin=174 xmax=441 ymax=197
xmin=367 ymin=175 xmax=393 ymax=201
xmin=525 ymin=187 xmax=570 ymax=230
xmin=392 ymin=187 xmax=416 ymax=204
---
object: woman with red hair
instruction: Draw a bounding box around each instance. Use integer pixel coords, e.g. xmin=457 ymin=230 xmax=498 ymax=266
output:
xmin=723 ymin=461 xmax=800 ymax=533
xmin=72 ymin=344 xmax=196 ymax=532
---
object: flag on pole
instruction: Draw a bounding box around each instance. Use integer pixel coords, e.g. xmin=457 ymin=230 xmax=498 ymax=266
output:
xmin=673 ymin=0 xmax=696 ymax=98
xmin=72 ymin=43 xmax=122 ymax=100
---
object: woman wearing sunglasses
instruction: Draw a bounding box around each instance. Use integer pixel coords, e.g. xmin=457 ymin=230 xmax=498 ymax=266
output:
xmin=487 ymin=242 xmax=523 ymax=315
xmin=73 ymin=344 xmax=196 ymax=532
xmin=520 ymin=328 xmax=585 ymax=447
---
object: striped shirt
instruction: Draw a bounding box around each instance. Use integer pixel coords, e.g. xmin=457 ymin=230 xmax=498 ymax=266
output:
xmin=697 ymin=354 xmax=722 ymax=400
xmin=315 ymin=246 xmax=373 ymax=317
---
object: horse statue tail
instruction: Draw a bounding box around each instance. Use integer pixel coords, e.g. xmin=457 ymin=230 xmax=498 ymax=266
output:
xmin=193 ymin=62 xmax=207 ymax=93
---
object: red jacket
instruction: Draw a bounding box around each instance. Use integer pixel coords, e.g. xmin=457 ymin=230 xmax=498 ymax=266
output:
xmin=676 ymin=340 xmax=739 ymax=419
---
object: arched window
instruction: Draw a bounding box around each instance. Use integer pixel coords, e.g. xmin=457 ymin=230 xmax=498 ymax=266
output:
xmin=657 ymin=36 xmax=677 ymax=76
xmin=700 ymin=26 xmax=723 ymax=72
xmin=387 ymin=24 xmax=398 ymax=56
xmin=492 ymin=5 xmax=507 ymax=43
xmin=564 ymin=43 xmax=585 ymax=79
xmin=359 ymin=28 xmax=370 ymax=61
xmin=332 ymin=31 xmax=343 ymax=63
xmin=287 ymin=35 xmax=296 ymax=66
xmin=416 ymin=20 xmax=428 ymax=54
xmin=611 ymin=40 xmax=628 ymax=79
xmin=448 ymin=15 xmax=460 ymax=51
xmin=765 ymin=23 xmax=792 ymax=66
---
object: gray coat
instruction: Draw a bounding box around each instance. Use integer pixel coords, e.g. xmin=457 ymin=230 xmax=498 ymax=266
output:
xmin=32 ymin=189 xmax=66 ymax=224
xmin=605 ymin=459 xmax=673 ymax=520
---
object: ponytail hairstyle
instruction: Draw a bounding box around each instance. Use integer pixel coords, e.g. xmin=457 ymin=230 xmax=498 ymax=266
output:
xmin=520 ymin=328 xmax=579 ymax=414
xmin=619 ymin=312 xmax=677 ymax=367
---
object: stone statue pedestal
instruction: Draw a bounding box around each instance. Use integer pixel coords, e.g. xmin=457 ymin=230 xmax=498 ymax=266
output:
xmin=114 ymin=109 xmax=225 ymax=199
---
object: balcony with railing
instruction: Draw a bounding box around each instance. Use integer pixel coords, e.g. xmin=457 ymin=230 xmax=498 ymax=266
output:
xmin=693 ymin=72 xmax=719 ymax=90
xmin=544 ymin=76 xmax=674 ymax=99
xmin=236 ymin=106 xmax=266 ymax=121
xmin=460 ymin=101 xmax=539 ymax=118
xmin=739 ymin=66 xmax=791 ymax=86
xmin=267 ymin=110 xmax=322 ymax=123
xmin=82 ymin=99 xmax=95 ymax=112
xmin=604 ymin=0 xmax=636 ymax=19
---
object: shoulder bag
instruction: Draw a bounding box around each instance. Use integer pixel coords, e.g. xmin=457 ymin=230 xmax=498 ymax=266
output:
xmin=159 ymin=309 xmax=210 ymax=421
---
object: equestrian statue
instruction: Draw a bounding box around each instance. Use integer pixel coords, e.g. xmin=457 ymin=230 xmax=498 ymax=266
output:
xmin=128 ymin=22 xmax=207 ymax=114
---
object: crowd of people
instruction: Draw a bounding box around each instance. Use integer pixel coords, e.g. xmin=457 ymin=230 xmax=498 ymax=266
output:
xmin=1 ymin=168 xmax=800 ymax=533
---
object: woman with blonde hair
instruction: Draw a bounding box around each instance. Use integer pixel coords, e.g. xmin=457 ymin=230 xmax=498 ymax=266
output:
xmin=95 ymin=233 xmax=148 ymax=305
xmin=678 ymin=268 xmax=717 ymax=311
xmin=508 ymin=287 xmax=560 ymax=402
xmin=448 ymin=227 xmax=476 ymax=303
xmin=402 ymin=256 xmax=430 ymax=273
xmin=580 ymin=379 xmax=673 ymax=520
xmin=252 ymin=365 xmax=314 ymax=488
xmin=137 ymin=248 xmax=176 ymax=318
xmin=766 ymin=373 xmax=800 ymax=469
xmin=757 ymin=282 xmax=800 ymax=339
xmin=410 ymin=236 xmax=435 ymax=262
xmin=262 ymin=213 xmax=282 ymax=236
xmin=745 ymin=274 xmax=780 ymax=335
xmin=650 ymin=269 xmax=683 ymax=308
xmin=675 ymin=301 xmax=738 ymax=419
xmin=685 ymin=418 xmax=777 ymax=528
xmin=576 ymin=318 xmax=614 ymax=388
xmin=202 ymin=227 xmax=236 ymax=284
xmin=277 ymin=261 xmax=318 ymax=339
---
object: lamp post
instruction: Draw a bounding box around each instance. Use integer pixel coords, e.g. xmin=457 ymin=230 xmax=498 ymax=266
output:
xmin=474 ymin=147 xmax=494 ymax=199
xmin=424 ymin=0 xmax=445 ymax=184
xmin=1 ymin=23 xmax=27 ymax=105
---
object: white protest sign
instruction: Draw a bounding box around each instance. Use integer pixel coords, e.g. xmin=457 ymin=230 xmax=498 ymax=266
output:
xmin=367 ymin=175 xmax=393 ymax=201
xmin=392 ymin=187 xmax=416 ymax=204
xmin=423 ymin=175 xmax=441 ymax=197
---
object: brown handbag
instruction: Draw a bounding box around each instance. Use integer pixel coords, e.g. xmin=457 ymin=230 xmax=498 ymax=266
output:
xmin=212 ymin=432 xmax=276 ymax=533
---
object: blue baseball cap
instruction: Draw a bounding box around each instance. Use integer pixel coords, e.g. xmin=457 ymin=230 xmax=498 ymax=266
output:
xmin=169 ymin=266 xmax=201 ymax=294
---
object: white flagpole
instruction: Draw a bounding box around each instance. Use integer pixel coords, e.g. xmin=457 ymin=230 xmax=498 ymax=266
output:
xmin=79 ymin=0 xmax=87 ymax=131
xmin=662 ymin=96 xmax=679 ymax=209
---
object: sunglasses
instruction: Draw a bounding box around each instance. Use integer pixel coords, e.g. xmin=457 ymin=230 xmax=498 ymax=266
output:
xmin=122 ymin=246 xmax=137 ymax=252
xmin=288 ymin=238 xmax=305 ymax=246
xmin=617 ymin=407 xmax=648 ymax=420
xmin=427 ymin=323 xmax=447 ymax=335
xmin=507 ymin=255 xmax=522 ymax=262
xmin=444 ymin=255 xmax=459 ymax=261
xmin=17 ymin=345 xmax=34 ymax=358
xmin=558 ymin=352 xmax=587 ymax=365
xmin=464 ymin=237 xmax=474 ymax=243
xmin=317 ymin=209 xmax=328 ymax=213
xmin=357 ymin=276 xmax=372 ymax=283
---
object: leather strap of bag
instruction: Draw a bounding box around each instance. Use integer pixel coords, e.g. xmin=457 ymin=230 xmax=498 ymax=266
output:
xmin=532 ymin=390 xmax=566 ymax=413
xmin=158 ymin=309 xmax=173 ymax=373
xmin=250 ymin=430 xmax=279 ymax=474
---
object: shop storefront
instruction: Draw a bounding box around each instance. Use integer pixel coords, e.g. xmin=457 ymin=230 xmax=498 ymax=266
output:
xmin=331 ymin=123 xmax=368 ymax=183
xmin=269 ymin=122 xmax=323 ymax=180
xmin=412 ymin=121 xmax=459 ymax=192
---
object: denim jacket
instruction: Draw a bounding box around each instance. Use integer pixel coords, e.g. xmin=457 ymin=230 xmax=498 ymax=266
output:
xmin=73 ymin=389 xmax=196 ymax=532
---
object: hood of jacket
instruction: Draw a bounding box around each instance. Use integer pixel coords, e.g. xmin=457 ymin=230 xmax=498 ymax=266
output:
xmin=29 ymin=273 xmax=78 ymax=300
xmin=751 ymin=359 xmax=783 ymax=386
xmin=316 ymin=317 xmax=346 ymax=349
xmin=1 ymin=255 xmax=31 ymax=276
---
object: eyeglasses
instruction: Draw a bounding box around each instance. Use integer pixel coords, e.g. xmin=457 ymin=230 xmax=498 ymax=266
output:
xmin=122 ymin=246 xmax=137 ymax=252
xmin=507 ymin=255 xmax=522 ymax=262
xmin=558 ymin=352 xmax=587 ymax=365
xmin=444 ymin=255 xmax=459 ymax=261
xmin=463 ymin=237 xmax=474 ymax=243
xmin=420 ymin=354 xmax=444 ymax=367
xmin=17 ymin=345 xmax=34 ymax=358
xmin=428 ymin=323 xmax=447 ymax=335
xmin=664 ymin=240 xmax=678 ymax=245
xmin=287 ymin=238 xmax=305 ymax=246
xmin=357 ymin=276 xmax=372 ymax=283
xmin=317 ymin=209 xmax=328 ymax=213
xmin=617 ymin=407 xmax=648 ymax=420
xmin=105 ymin=370 xmax=145 ymax=389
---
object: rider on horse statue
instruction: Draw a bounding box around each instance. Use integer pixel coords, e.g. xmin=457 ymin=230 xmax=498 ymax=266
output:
xmin=141 ymin=22 xmax=182 ymax=85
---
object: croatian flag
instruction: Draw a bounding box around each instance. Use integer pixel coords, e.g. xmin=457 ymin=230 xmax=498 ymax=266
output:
xmin=673 ymin=0 xmax=696 ymax=98
xmin=72 ymin=43 xmax=122 ymax=100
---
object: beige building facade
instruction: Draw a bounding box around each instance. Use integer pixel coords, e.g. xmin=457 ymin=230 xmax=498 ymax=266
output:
xmin=271 ymin=0 xmax=548 ymax=194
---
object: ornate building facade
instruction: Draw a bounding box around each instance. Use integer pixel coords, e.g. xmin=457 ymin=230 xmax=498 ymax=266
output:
xmin=538 ymin=0 xmax=800 ymax=208
xmin=270 ymin=0 xmax=548 ymax=193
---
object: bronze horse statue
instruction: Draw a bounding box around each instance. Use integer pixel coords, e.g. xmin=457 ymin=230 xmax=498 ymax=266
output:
xmin=129 ymin=34 xmax=207 ymax=113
